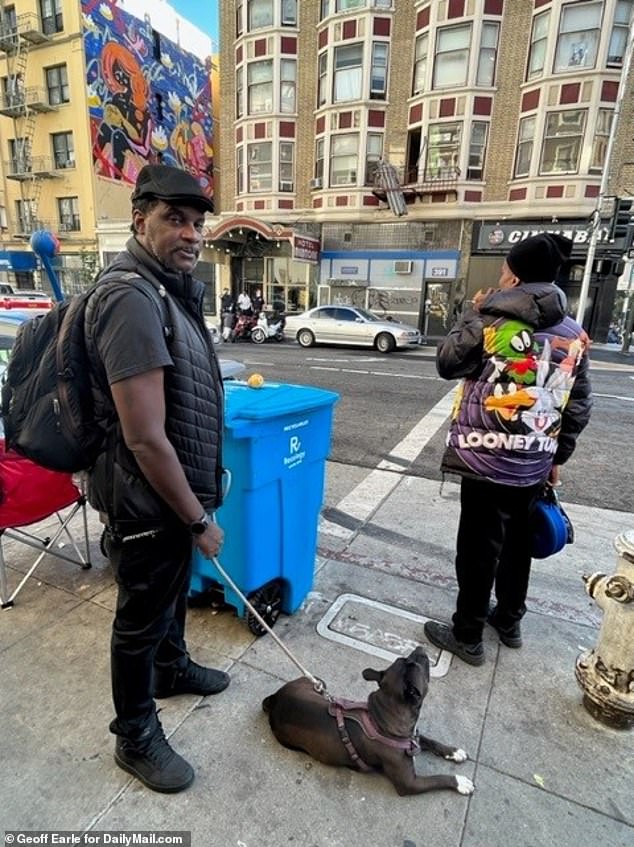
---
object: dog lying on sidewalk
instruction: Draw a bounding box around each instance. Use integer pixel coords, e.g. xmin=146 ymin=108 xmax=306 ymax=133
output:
xmin=262 ymin=646 xmax=474 ymax=796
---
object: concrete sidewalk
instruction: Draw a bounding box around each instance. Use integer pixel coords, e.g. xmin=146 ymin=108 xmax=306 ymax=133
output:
xmin=1 ymin=463 xmax=633 ymax=847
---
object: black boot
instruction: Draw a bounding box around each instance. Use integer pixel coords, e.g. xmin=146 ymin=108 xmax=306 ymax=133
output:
xmin=154 ymin=659 xmax=230 ymax=699
xmin=113 ymin=713 xmax=194 ymax=793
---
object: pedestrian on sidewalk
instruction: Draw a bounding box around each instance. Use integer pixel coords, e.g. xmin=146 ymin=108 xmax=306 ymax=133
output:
xmin=85 ymin=164 xmax=230 ymax=793
xmin=425 ymin=233 xmax=592 ymax=666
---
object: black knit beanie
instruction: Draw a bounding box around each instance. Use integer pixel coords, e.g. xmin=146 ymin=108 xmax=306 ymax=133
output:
xmin=506 ymin=233 xmax=573 ymax=283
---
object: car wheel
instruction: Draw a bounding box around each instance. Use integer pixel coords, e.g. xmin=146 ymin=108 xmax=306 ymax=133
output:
xmin=376 ymin=332 xmax=395 ymax=354
xmin=251 ymin=327 xmax=266 ymax=344
xmin=297 ymin=328 xmax=315 ymax=348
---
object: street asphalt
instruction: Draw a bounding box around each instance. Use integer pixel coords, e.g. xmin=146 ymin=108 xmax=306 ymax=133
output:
xmin=1 ymin=350 xmax=633 ymax=846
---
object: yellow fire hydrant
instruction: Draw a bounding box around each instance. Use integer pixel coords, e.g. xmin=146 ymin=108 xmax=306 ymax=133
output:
xmin=575 ymin=530 xmax=634 ymax=729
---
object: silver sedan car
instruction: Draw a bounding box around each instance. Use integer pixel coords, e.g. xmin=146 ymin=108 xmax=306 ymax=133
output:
xmin=284 ymin=305 xmax=421 ymax=354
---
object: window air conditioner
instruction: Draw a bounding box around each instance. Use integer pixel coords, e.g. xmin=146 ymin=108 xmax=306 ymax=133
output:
xmin=280 ymin=180 xmax=294 ymax=192
xmin=310 ymin=177 xmax=323 ymax=189
xmin=394 ymin=260 xmax=413 ymax=274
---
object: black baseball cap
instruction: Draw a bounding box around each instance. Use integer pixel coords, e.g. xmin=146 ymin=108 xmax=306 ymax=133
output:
xmin=132 ymin=164 xmax=214 ymax=213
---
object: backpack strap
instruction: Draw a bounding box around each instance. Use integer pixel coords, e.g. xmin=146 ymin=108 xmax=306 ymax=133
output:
xmin=93 ymin=269 xmax=173 ymax=341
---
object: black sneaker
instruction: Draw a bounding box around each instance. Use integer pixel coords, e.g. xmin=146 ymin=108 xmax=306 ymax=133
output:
xmin=114 ymin=717 xmax=194 ymax=793
xmin=154 ymin=659 xmax=230 ymax=699
xmin=487 ymin=608 xmax=522 ymax=648
xmin=424 ymin=621 xmax=485 ymax=666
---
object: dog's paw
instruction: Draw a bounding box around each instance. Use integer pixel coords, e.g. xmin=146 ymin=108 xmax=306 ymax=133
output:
xmin=456 ymin=775 xmax=475 ymax=795
xmin=446 ymin=747 xmax=468 ymax=763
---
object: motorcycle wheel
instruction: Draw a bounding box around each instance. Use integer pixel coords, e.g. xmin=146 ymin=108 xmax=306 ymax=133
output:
xmin=251 ymin=327 xmax=266 ymax=344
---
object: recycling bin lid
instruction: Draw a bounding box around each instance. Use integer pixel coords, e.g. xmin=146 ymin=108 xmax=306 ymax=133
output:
xmin=224 ymin=381 xmax=339 ymax=423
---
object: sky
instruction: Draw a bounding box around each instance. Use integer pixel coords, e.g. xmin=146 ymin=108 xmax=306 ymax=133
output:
xmin=169 ymin=0 xmax=219 ymax=48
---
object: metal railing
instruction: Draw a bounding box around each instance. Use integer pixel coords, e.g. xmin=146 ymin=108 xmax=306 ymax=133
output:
xmin=373 ymin=165 xmax=460 ymax=199
xmin=5 ymin=155 xmax=60 ymax=178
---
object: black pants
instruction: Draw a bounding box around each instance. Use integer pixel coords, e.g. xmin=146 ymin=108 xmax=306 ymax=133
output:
xmin=452 ymin=477 xmax=543 ymax=644
xmin=108 ymin=523 xmax=192 ymax=738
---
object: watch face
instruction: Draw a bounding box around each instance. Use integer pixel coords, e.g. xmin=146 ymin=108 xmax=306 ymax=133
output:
xmin=191 ymin=518 xmax=208 ymax=536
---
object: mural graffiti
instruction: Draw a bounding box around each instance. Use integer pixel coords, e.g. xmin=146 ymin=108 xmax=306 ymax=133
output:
xmin=82 ymin=0 xmax=214 ymax=197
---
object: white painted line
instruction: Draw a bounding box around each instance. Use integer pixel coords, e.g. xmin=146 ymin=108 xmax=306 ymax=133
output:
xmin=378 ymin=390 xmax=455 ymax=471
xmin=593 ymin=392 xmax=634 ymax=402
xmin=316 ymin=593 xmax=452 ymax=677
xmin=310 ymin=366 xmax=440 ymax=381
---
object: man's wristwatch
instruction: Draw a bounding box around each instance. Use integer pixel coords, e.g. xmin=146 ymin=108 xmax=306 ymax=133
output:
xmin=189 ymin=512 xmax=210 ymax=536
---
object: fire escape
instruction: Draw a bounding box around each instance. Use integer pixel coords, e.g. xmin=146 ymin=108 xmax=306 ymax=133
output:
xmin=0 ymin=8 xmax=58 ymax=240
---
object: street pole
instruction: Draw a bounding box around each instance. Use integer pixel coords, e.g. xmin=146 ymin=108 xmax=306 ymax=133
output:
xmin=575 ymin=13 xmax=634 ymax=326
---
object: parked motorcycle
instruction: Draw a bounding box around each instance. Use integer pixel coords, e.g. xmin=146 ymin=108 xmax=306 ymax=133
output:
xmin=251 ymin=312 xmax=285 ymax=344
xmin=231 ymin=312 xmax=258 ymax=342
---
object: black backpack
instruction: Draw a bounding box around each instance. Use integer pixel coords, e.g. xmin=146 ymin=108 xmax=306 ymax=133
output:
xmin=1 ymin=271 xmax=168 ymax=473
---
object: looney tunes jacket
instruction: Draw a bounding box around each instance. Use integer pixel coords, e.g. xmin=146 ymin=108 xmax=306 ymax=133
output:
xmin=436 ymin=282 xmax=592 ymax=486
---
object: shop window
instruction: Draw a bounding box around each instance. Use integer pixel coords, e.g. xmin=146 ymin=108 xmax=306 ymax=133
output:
xmin=333 ymin=43 xmax=363 ymax=102
xmin=607 ymin=0 xmax=633 ymax=66
xmin=554 ymin=2 xmax=601 ymax=73
xmin=476 ymin=22 xmax=499 ymax=87
xmin=467 ymin=122 xmax=487 ymax=180
xmin=412 ymin=33 xmax=428 ymax=95
xmin=330 ymin=133 xmax=359 ymax=186
xmin=527 ymin=11 xmax=550 ymax=80
xmin=433 ymin=24 xmax=471 ymax=89
xmin=426 ymin=122 xmax=462 ymax=177
xmin=248 ymin=0 xmax=273 ymax=30
xmin=540 ymin=109 xmax=586 ymax=174
xmin=514 ymin=115 xmax=535 ymax=178
xmin=248 ymin=60 xmax=273 ymax=114
xmin=590 ymin=109 xmax=613 ymax=172
xmin=248 ymin=141 xmax=272 ymax=191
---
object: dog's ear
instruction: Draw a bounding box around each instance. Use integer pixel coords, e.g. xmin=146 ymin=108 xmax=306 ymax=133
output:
xmin=362 ymin=668 xmax=383 ymax=683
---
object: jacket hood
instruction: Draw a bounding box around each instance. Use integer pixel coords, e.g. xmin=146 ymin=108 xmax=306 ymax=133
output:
xmin=480 ymin=282 xmax=566 ymax=329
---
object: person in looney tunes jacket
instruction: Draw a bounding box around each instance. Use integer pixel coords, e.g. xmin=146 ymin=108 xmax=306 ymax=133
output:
xmin=425 ymin=233 xmax=592 ymax=666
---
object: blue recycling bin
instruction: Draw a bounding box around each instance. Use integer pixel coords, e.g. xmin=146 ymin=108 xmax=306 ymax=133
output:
xmin=190 ymin=380 xmax=339 ymax=634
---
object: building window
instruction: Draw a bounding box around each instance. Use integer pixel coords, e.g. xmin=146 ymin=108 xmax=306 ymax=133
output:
xmin=248 ymin=60 xmax=273 ymax=114
xmin=2 ymin=5 xmax=17 ymax=31
xmin=540 ymin=110 xmax=586 ymax=174
xmin=330 ymin=133 xmax=358 ymax=186
xmin=57 ymin=196 xmax=80 ymax=231
xmin=467 ymin=122 xmax=487 ymax=180
xmin=317 ymin=52 xmax=328 ymax=106
xmin=248 ymin=141 xmax=272 ymax=191
xmin=46 ymin=64 xmax=69 ymax=105
xmin=52 ymin=131 xmax=74 ymax=168
xmin=279 ymin=141 xmax=294 ymax=191
xmin=412 ymin=33 xmax=428 ymax=95
xmin=590 ymin=109 xmax=613 ymax=171
xmin=527 ymin=10 xmax=550 ymax=79
xmin=248 ymin=0 xmax=273 ymax=30
xmin=370 ymin=42 xmax=389 ymax=99
xmin=236 ymin=147 xmax=244 ymax=194
xmin=608 ymin=0 xmax=633 ymax=66
xmin=554 ymin=2 xmax=601 ymax=73
xmin=514 ymin=116 xmax=535 ymax=177
xmin=315 ymin=137 xmax=325 ymax=181
xmin=236 ymin=0 xmax=244 ymax=36
xmin=281 ymin=59 xmax=296 ymax=113
xmin=364 ymin=133 xmax=383 ymax=184
xmin=333 ymin=43 xmax=363 ymax=102
xmin=433 ymin=24 xmax=471 ymax=89
xmin=476 ymin=22 xmax=499 ymax=87
xmin=336 ymin=0 xmax=364 ymax=10
xmin=8 ymin=137 xmax=31 ymax=174
xmin=282 ymin=0 xmax=297 ymax=25
xmin=2 ymin=72 xmax=24 ymax=107
xmin=40 ymin=0 xmax=63 ymax=35
xmin=236 ymin=66 xmax=244 ymax=118
xmin=15 ymin=199 xmax=36 ymax=232
xmin=426 ymin=122 xmax=461 ymax=176
xmin=320 ymin=0 xmax=329 ymax=20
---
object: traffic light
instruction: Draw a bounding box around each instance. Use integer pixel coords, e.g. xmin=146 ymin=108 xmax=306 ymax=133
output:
xmin=611 ymin=197 xmax=634 ymax=242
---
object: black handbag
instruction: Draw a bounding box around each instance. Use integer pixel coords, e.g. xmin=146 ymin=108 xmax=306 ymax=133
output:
xmin=530 ymin=485 xmax=574 ymax=559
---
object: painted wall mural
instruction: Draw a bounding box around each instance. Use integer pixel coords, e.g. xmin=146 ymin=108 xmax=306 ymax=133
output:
xmin=81 ymin=0 xmax=214 ymax=198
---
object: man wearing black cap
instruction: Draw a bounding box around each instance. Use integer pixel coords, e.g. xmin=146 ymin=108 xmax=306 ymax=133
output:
xmin=84 ymin=165 xmax=229 ymax=792
xmin=425 ymin=233 xmax=592 ymax=666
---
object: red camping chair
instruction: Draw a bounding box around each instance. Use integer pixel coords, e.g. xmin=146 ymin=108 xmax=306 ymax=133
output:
xmin=0 ymin=439 xmax=92 ymax=609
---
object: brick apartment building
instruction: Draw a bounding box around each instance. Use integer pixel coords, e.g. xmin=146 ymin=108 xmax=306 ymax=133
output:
xmin=212 ymin=0 xmax=634 ymax=341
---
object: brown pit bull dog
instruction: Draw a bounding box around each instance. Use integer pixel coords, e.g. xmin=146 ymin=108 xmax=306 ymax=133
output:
xmin=262 ymin=646 xmax=474 ymax=796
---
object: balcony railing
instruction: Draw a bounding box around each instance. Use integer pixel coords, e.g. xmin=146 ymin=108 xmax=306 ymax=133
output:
xmin=0 ymin=86 xmax=57 ymax=116
xmin=12 ymin=218 xmax=52 ymax=238
xmin=0 ymin=12 xmax=50 ymax=51
xmin=5 ymin=155 xmax=61 ymax=180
